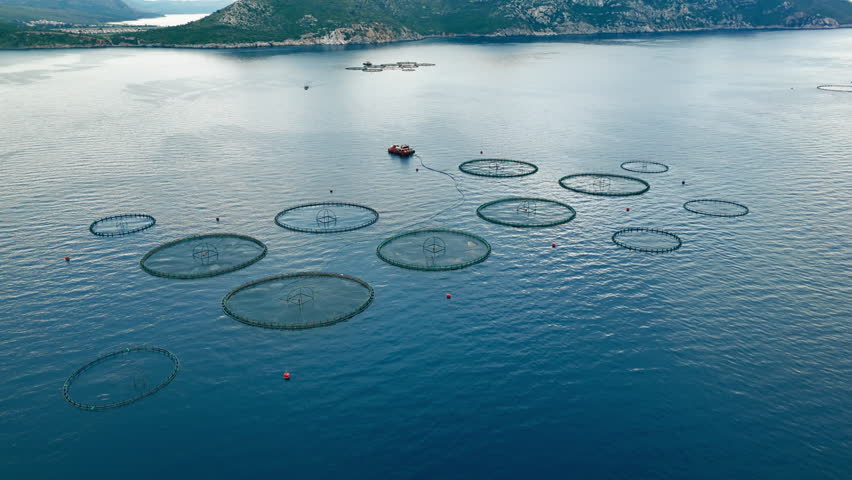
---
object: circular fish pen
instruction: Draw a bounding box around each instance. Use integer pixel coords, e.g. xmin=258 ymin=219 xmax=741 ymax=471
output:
xmin=559 ymin=173 xmax=650 ymax=196
xmin=89 ymin=214 xmax=156 ymax=237
xmin=458 ymin=159 xmax=538 ymax=178
xmin=376 ymin=229 xmax=491 ymax=271
xmin=683 ymin=199 xmax=749 ymax=217
xmin=476 ymin=198 xmax=576 ymax=228
xmin=611 ymin=228 xmax=682 ymax=253
xmin=62 ymin=346 xmax=179 ymax=411
xmin=222 ymin=273 xmax=374 ymax=330
xmin=620 ymin=161 xmax=669 ymax=174
xmin=816 ymin=84 xmax=852 ymax=92
xmin=275 ymin=202 xmax=379 ymax=233
xmin=140 ymin=233 xmax=267 ymax=279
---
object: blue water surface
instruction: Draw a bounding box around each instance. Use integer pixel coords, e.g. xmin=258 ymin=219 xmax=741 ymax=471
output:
xmin=1 ymin=29 xmax=850 ymax=479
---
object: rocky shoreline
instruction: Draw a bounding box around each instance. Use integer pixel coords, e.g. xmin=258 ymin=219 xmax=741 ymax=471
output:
xmin=5 ymin=23 xmax=850 ymax=50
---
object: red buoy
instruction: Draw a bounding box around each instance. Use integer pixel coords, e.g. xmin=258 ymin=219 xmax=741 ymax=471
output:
xmin=416 ymin=168 xmax=419 ymax=172
xmin=64 ymin=256 xmax=70 ymax=262
xmin=283 ymin=372 xmax=290 ymax=380
xmin=480 ymin=150 xmax=483 ymax=154
xmin=446 ymin=293 xmax=452 ymax=299
xmin=551 ymin=243 xmax=556 ymax=248
xmin=215 ymin=217 xmax=220 ymax=222
xmin=626 ymin=208 xmax=630 ymax=212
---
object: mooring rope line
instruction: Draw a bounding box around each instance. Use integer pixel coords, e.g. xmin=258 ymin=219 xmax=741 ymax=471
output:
xmin=412 ymin=153 xmax=467 ymax=225
xmin=317 ymin=153 xmax=469 ymax=270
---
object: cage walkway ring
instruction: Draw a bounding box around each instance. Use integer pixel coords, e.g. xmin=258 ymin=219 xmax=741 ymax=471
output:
xmin=559 ymin=173 xmax=650 ymax=196
xmin=611 ymin=227 xmax=682 ymax=253
xmin=476 ymin=197 xmax=577 ymax=227
xmin=816 ymin=85 xmax=852 ymax=92
xmin=458 ymin=159 xmax=538 ymax=178
xmin=683 ymin=199 xmax=749 ymax=217
xmin=62 ymin=346 xmax=179 ymax=411
xmin=620 ymin=161 xmax=669 ymax=174
xmin=223 ymin=272 xmax=375 ymax=330
xmin=275 ymin=202 xmax=379 ymax=233
xmin=140 ymin=233 xmax=267 ymax=279
xmin=89 ymin=214 xmax=156 ymax=237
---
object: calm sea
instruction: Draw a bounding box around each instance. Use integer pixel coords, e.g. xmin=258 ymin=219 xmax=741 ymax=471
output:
xmin=1 ymin=30 xmax=850 ymax=479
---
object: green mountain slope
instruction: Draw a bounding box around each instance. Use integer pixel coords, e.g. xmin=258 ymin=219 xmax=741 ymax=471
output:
xmin=138 ymin=0 xmax=852 ymax=46
xmin=0 ymin=0 xmax=140 ymax=23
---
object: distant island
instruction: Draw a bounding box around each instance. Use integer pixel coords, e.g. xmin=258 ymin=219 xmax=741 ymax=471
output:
xmin=2 ymin=0 xmax=852 ymax=49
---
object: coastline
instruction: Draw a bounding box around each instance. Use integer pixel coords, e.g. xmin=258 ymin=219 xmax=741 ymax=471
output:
xmin=2 ymin=23 xmax=850 ymax=51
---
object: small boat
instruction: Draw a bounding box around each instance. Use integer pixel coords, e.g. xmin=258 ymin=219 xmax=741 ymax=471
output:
xmin=388 ymin=144 xmax=415 ymax=157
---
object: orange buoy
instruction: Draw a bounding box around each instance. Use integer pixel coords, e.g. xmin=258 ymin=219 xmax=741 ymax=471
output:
xmin=446 ymin=293 xmax=452 ymax=299
xmin=64 ymin=256 xmax=70 ymax=262
xmin=283 ymin=372 xmax=291 ymax=380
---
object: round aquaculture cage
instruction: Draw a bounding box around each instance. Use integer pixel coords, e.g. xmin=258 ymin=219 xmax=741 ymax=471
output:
xmin=611 ymin=228 xmax=682 ymax=253
xmin=458 ymin=159 xmax=538 ymax=178
xmin=62 ymin=346 xmax=179 ymax=411
xmin=683 ymin=199 xmax=749 ymax=217
xmin=620 ymin=161 xmax=670 ymax=174
xmin=89 ymin=214 xmax=156 ymax=237
xmin=140 ymin=233 xmax=267 ymax=279
xmin=816 ymin=85 xmax=852 ymax=92
xmin=476 ymin=197 xmax=576 ymax=228
xmin=275 ymin=202 xmax=379 ymax=233
xmin=558 ymin=173 xmax=650 ymax=197
xmin=376 ymin=229 xmax=491 ymax=271
xmin=222 ymin=273 xmax=375 ymax=330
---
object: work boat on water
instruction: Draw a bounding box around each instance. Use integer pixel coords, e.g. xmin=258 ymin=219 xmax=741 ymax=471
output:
xmin=388 ymin=144 xmax=415 ymax=157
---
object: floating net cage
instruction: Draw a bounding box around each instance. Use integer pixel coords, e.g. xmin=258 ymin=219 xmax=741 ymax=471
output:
xmin=275 ymin=202 xmax=379 ymax=233
xmin=683 ymin=199 xmax=749 ymax=217
xmin=612 ymin=228 xmax=682 ymax=253
xmin=222 ymin=273 xmax=374 ymax=330
xmin=816 ymin=85 xmax=852 ymax=92
xmin=62 ymin=346 xmax=179 ymax=411
xmin=89 ymin=214 xmax=156 ymax=237
xmin=476 ymin=197 xmax=577 ymax=228
xmin=559 ymin=173 xmax=650 ymax=197
xmin=140 ymin=233 xmax=267 ymax=279
xmin=376 ymin=229 xmax=491 ymax=271
xmin=620 ymin=161 xmax=669 ymax=174
xmin=458 ymin=159 xmax=538 ymax=178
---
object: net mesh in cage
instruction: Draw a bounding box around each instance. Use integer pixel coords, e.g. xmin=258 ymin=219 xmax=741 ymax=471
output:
xmin=476 ymin=198 xmax=576 ymax=227
xmin=458 ymin=159 xmax=538 ymax=178
xmin=275 ymin=202 xmax=379 ymax=233
xmin=376 ymin=229 xmax=491 ymax=271
xmin=140 ymin=233 xmax=267 ymax=279
xmin=620 ymin=161 xmax=669 ymax=174
xmin=90 ymin=214 xmax=156 ymax=236
xmin=559 ymin=173 xmax=650 ymax=196
xmin=223 ymin=273 xmax=374 ymax=329
xmin=62 ymin=346 xmax=179 ymax=410
xmin=611 ymin=228 xmax=682 ymax=253
xmin=683 ymin=200 xmax=749 ymax=217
